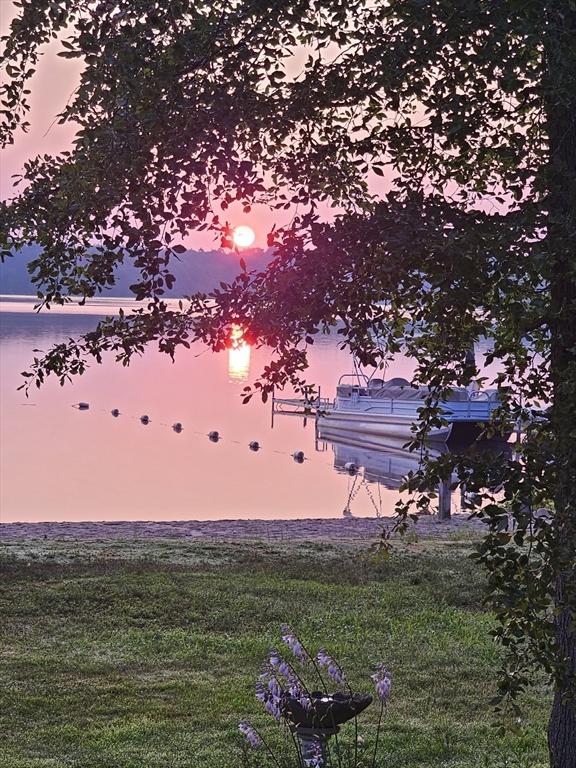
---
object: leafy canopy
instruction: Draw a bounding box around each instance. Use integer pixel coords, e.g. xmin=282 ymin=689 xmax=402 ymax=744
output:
xmin=1 ymin=0 xmax=575 ymax=743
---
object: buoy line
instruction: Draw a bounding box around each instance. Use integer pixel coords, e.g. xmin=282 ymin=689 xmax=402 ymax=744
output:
xmin=71 ymin=401 xmax=314 ymax=465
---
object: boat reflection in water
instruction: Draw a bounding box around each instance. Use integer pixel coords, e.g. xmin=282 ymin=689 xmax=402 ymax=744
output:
xmin=323 ymin=431 xmax=445 ymax=490
xmin=316 ymin=424 xmax=513 ymax=518
xmin=228 ymin=325 xmax=251 ymax=382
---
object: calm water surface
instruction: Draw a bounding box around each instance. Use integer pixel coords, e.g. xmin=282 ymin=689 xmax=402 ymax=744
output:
xmin=1 ymin=297 xmax=422 ymax=523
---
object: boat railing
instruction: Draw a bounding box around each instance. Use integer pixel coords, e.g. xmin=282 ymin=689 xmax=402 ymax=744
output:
xmin=271 ymin=389 xmax=334 ymax=418
xmin=341 ymin=399 xmax=501 ymax=420
xmin=468 ymin=389 xmax=500 ymax=402
xmin=337 ymin=372 xmax=370 ymax=386
xmin=273 ymin=395 xmax=333 ymax=409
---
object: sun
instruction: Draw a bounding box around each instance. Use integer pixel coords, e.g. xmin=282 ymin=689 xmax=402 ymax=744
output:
xmin=232 ymin=225 xmax=255 ymax=248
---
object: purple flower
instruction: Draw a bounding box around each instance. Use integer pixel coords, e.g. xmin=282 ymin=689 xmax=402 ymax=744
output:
xmin=264 ymin=651 xmax=313 ymax=718
xmin=371 ymin=665 xmax=392 ymax=703
xmin=265 ymin=697 xmax=282 ymax=720
xmin=280 ymin=624 xmax=307 ymax=662
xmin=268 ymin=652 xmax=304 ymax=696
xmin=279 ymin=661 xmax=291 ymax=677
xmin=269 ymin=650 xmax=292 ymax=678
xmin=316 ymin=648 xmax=347 ymax=687
xmin=239 ymin=720 xmax=263 ymax=749
xmin=268 ymin=677 xmax=282 ymax=698
xmin=257 ymin=672 xmax=283 ymax=721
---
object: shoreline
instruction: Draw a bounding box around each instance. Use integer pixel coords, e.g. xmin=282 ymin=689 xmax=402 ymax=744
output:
xmin=0 ymin=514 xmax=484 ymax=543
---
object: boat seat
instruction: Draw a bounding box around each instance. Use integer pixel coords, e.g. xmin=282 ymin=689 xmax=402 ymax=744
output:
xmin=386 ymin=377 xmax=410 ymax=387
xmin=374 ymin=382 xmax=471 ymax=402
xmin=374 ymin=385 xmax=427 ymax=400
xmin=449 ymin=388 xmax=472 ymax=402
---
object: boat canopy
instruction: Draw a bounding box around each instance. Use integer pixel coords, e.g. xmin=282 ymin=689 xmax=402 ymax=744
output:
xmin=337 ymin=377 xmax=474 ymax=403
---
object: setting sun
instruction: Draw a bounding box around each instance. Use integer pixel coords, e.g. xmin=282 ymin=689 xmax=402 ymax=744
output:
xmin=232 ymin=225 xmax=255 ymax=248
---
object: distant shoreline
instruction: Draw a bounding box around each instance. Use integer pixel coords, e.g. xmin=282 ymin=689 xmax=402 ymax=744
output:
xmin=0 ymin=515 xmax=484 ymax=542
xmin=0 ymin=293 xmax=188 ymax=316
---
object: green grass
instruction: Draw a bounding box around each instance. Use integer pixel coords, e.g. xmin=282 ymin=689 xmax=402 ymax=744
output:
xmin=0 ymin=538 xmax=549 ymax=767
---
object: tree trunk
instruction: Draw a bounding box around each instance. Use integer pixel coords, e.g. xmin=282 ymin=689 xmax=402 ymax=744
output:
xmin=546 ymin=3 xmax=576 ymax=766
xmin=549 ymin=575 xmax=576 ymax=767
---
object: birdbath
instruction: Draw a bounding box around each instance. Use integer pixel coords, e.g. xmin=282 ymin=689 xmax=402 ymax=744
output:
xmin=283 ymin=691 xmax=373 ymax=766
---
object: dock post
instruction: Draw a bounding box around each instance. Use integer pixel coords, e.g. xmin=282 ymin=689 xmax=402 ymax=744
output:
xmin=460 ymin=482 xmax=467 ymax=512
xmin=438 ymin=478 xmax=452 ymax=520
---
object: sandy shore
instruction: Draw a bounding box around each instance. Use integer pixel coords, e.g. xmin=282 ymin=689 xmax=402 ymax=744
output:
xmin=0 ymin=515 xmax=484 ymax=543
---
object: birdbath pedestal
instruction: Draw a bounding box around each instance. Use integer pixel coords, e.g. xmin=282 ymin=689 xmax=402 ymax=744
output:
xmin=293 ymin=725 xmax=338 ymax=766
xmin=284 ymin=691 xmax=373 ymax=767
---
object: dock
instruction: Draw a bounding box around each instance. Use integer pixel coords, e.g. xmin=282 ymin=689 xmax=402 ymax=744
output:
xmin=271 ymin=394 xmax=333 ymax=417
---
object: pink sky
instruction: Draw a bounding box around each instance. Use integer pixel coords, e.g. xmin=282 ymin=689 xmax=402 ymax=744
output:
xmin=1 ymin=3 xmax=395 ymax=250
xmin=2 ymin=0 xmax=511 ymax=258
xmin=0 ymin=3 xmax=287 ymax=248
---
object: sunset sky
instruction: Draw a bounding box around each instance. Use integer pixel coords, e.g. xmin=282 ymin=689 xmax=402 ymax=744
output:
xmin=0 ymin=1 xmax=398 ymax=252
xmin=0 ymin=2 xmax=307 ymax=250
xmin=0 ymin=2 xmax=275 ymax=248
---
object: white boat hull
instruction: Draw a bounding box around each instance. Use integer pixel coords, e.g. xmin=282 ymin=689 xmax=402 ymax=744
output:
xmin=317 ymin=411 xmax=453 ymax=442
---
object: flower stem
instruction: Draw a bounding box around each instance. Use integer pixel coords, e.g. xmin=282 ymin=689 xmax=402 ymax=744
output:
xmin=251 ymin=724 xmax=283 ymax=768
xmin=354 ymin=714 xmax=358 ymax=767
xmin=282 ymin=659 xmax=314 ymax=700
xmin=309 ymin=655 xmax=329 ymax=692
xmin=287 ymin=726 xmax=305 ymax=768
xmin=328 ymin=709 xmax=343 ymax=768
xmin=371 ymin=701 xmax=385 ymax=768
xmin=296 ymin=633 xmax=329 ymax=692
xmin=326 ymin=739 xmax=336 ymax=768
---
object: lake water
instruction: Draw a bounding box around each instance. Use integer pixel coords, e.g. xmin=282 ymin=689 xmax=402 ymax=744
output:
xmin=0 ymin=297 xmax=430 ymax=523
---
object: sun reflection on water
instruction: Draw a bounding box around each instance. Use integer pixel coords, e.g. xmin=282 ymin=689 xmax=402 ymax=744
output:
xmin=228 ymin=325 xmax=251 ymax=382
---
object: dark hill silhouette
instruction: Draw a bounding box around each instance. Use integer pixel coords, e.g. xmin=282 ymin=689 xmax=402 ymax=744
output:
xmin=0 ymin=245 xmax=271 ymax=297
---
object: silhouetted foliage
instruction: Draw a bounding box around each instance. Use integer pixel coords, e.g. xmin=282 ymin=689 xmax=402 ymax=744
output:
xmin=1 ymin=3 xmax=574 ymax=765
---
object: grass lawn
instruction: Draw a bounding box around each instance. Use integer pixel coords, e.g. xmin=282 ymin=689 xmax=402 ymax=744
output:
xmin=0 ymin=536 xmax=549 ymax=767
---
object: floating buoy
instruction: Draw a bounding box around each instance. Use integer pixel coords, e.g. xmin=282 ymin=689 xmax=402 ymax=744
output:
xmin=140 ymin=415 xmax=150 ymax=425
xmin=344 ymin=462 xmax=358 ymax=474
xmin=208 ymin=430 xmax=220 ymax=442
xmin=293 ymin=450 xmax=305 ymax=463
xmin=172 ymin=422 xmax=183 ymax=433
xmin=249 ymin=441 xmax=260 ymax=452
xmin=111 ymin=409 xmax=120 ymax=417
xmin=77 ymin=402 xmax=90 ymax=410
